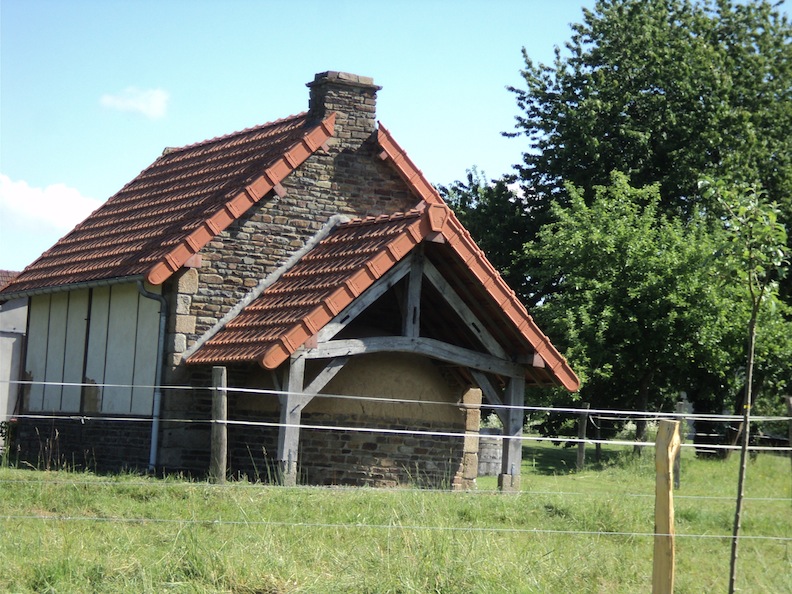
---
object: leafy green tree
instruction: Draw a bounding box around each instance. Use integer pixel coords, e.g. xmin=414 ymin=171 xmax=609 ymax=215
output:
xmin=699 ymin=181 xmax=789 ymax=593
xmin=525 ymin=173 xmax=748 ymax=437
xmin=508 ymin=0 xmax=792 ymax=302
xmin=443 ymin=0 xmax=792 ymax=434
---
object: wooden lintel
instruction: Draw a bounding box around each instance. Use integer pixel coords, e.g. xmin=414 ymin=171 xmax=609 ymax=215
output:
xmin=303 ymin=336 xmax=524 ymax=378
xmin=422 ymin=259 xmax=508 ymax=359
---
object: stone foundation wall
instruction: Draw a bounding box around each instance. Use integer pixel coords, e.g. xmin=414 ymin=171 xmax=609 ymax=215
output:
xmin=11 ymin=417 xmax=151 ymax=473
xmin=299 ymin=414 xmax=464 ymax=489
xmin=221 ymin=410 xmax=466 ymax=489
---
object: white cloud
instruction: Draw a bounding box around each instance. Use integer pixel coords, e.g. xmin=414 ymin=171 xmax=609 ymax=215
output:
xmin=0 ymin=174 xmax=102 ymax=231
xmin=100 ymin=86 xmax=169 ymax=119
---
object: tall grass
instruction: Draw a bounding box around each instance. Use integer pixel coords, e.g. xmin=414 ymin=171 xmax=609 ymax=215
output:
xmin=0 ymin=442 xmax=789 ymax=593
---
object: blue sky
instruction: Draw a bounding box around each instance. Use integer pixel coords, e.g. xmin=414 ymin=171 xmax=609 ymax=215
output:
xmin=0 ymin=0 xmax=604 ymax=271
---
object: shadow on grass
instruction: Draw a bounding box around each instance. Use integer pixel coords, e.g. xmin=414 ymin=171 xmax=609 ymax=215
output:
xmin=522 ymin=441 xmax=623 ymax=475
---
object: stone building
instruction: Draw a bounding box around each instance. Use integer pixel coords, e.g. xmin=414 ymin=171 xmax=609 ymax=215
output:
xmin=0 ymin=72 xmax=579 ymax=489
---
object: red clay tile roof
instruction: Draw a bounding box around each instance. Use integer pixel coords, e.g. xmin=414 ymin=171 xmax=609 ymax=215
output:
xmin=187 ymin=209 xmax=427 ymax=367
xmin=0 ymin=113 xmax=335 ymax=296
xmin=376 ymin=127 xmax=580 ymax=390
xmin=188 ymin=204 xmax=580 ymax=391
xmin=0 ymin=270 xmax=20 ymax=291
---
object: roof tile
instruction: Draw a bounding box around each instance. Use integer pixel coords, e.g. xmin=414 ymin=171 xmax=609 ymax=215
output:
xmin=187 ymin=202 xmax=580 ymax=391
xmin=187 ymin=210 xmax=428 ymax=367
xmin=1 ymin=113 xmax=335 ymax=296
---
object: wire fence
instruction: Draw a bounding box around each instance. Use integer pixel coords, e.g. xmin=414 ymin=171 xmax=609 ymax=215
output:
xmin=1 ymin=378 xmax=790 ymax=551
xmin=3 ymin=379 xmax=791 ymax=454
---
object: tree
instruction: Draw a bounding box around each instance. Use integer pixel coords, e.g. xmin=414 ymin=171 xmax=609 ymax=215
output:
xmin=508 ymin=0 xmax=792 ymax=303
xmin=442 ymin=0 xmax=792 ymax=434
xmin=525 ymin=172 xmax=746 ymax=439
xmin=700 ymin=181 xmax=789 ymax=592
xmin=440 ymin=170 xmax=533 ymax=302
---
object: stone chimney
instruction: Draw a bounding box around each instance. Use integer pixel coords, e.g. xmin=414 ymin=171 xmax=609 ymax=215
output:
xmin=307 ymin=71 xmax=381 ymax=146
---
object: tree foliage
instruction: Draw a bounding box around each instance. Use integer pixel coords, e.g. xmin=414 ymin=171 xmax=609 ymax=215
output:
xmin=443 ymin=0 xmax=792 ymax=432
xmin=508 ymin=0 xmax=792 ymax=302
xmin=526 ymin=174 xmax=743 ymax=416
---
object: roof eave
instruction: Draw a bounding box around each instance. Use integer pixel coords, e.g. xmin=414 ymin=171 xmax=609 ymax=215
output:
xmin=0 ymin=274 xmax=145 ymax=301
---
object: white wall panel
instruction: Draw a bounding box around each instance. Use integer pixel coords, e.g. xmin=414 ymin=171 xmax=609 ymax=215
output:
xmin=25 ymin=295 xmax=50 ymax=411
xmin=61 ymin=290 xmax=89 ymax=412
xmin=102 ymin=284 xmax=138 ymax=414
xmin=84 ymin=286 xmax=111 ymax=412
xmin=42 ymin=292 xmax=68 ymax=411
xmin=130 ymin=288 xmax=160 ymax=415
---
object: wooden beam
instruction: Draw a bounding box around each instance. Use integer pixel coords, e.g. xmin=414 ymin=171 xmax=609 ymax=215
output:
xmin=315 ymin=256 xmax=413 ymax=343
xmin=470 ymin=370 xmax=504 ymax=407
xmin=423 ymin=260 xmax=507 ymax=359
xmin=470 ymin=369 xmax=507 ymax=428
xmin=499 ymin=375 xmax=525 ymax=492
xmin=303 ymin=356 xmax=349 ymax=395
xmin=402 ymin=251 xmax=424 ymax=338
xmin=302 ymin=336 xmax=525 ymax=378
xmin=277 ymin=355 xmax=310 ymax=486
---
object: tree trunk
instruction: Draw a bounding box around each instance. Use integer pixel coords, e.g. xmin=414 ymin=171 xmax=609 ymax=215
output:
xmin=728 ymin=307 xmax=759 ymax=593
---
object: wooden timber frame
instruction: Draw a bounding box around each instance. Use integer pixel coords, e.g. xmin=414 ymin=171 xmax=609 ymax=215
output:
xmin=275 ymin=248 xmax=534 ymax=490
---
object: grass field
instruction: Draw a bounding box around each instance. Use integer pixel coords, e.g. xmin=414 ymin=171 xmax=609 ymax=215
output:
xmin=0 ymin=441 xmax=789 ymax=593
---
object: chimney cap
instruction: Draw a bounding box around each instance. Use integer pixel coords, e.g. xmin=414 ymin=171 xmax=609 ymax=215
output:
xmin=307 ymin=71 xmax=382 ymax=91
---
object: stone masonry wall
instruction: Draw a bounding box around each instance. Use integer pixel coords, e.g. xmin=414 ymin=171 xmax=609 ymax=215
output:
xmin=163 ymin=72 xmax=416 ymax=381
xmin=158 ymin=73 xmax=422 ymax=472
xmin=299 ymin=413 xmax=464 ymax=489
xmin=220 ymin=410 xmax=465 ymax=489
xmin=11 ymin=417 xmax=151 ymax=473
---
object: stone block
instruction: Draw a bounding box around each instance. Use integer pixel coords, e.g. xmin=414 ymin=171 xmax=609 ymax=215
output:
xmin=171 ymin=333 xmax=187 ymax=353
xmin=498 ymin=473 xmax=521 ymax=492
xmin=177 ymin=268 xmax=199 ymax=294
xmin=463 ymin=433 xmax=479 ymax=454
xmin=462 ymin=452 xmax=478 ymax=480
xmin=462 ymin=387 xmax=482 ymax=406
xmin=465 ymin=409 xmax=481 ymax=432
xmin=176 ymin=294 xmax=192 ymax=315
xmin=175 ymin=314 xmax=196 ymax=334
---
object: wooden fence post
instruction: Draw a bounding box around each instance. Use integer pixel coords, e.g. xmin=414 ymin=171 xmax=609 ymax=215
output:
xmin=653 ymin=420 xmax=681 ymax=594
xmin=210 ymin=366 xmax=228 ymax=484
xmin=576 ymin=403 xmax=590 ymax=471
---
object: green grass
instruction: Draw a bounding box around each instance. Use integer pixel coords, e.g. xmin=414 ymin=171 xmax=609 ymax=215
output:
xmin=0 ymin=442 xmax=789 ymax=593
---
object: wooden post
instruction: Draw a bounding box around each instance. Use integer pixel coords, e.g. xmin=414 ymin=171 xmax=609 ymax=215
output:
xmin=498 ymin=376 xmax=525 ymax=492
xmin=209 ymin=366 xmax=228 ymax=484
xmin=576 ymin=402 xmax=589 ymax=471
xmin=653 ymin=420 xmax=681 ymax=594
xmin=277 ymin=355 xmax=306 ymax=487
